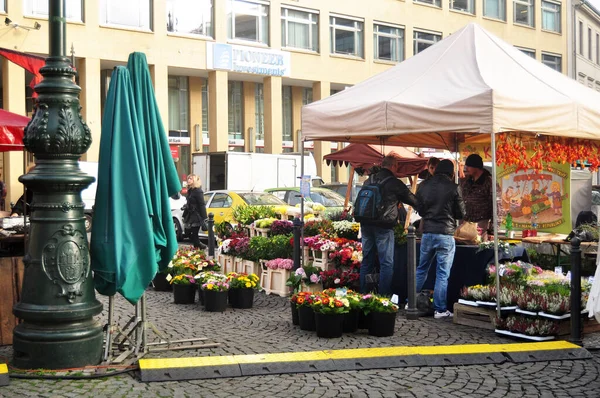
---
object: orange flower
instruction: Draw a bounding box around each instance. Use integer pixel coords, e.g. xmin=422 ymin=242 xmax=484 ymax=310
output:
xmin=297 ymin=297 xmax=305 ymax=304
xmin=334 ymin=300 xmax=343 ymax=308
xmin=322 ymin=298 xmax=330 ymax=305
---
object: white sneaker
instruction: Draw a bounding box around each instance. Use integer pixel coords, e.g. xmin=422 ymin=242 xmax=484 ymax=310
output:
xmin=434 ymin=310 xmax=453 ymax=319
xmin=404 ymin=303 xmax=408 ymax=310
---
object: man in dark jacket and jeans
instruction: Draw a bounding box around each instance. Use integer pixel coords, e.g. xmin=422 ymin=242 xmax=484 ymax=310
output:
xmin=359 ymin=155 xmax=419 ymax=296
xmin=415 ymin=159 xmax=465 ymax=319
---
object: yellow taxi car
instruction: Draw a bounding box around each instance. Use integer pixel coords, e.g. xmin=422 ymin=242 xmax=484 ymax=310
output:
xmin=202 ymin=190 xmax=292 ymax=225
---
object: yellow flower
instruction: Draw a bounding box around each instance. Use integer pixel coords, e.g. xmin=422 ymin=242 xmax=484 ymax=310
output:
xmin=245 ymin=282 xmax=252 ymax=288
xmin=207 ymin=283 xmax=214 ymax=290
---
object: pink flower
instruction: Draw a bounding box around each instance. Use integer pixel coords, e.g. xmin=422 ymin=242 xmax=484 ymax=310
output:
xmin=310 ymin=274 xmax=319 ymax=283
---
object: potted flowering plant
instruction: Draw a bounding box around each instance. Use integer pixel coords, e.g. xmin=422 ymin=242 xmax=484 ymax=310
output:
xmin=321 ymin=288 xmax=362 ymax=333
xmin=362 ymin=294 xmax=399 ymax=337
xmin=516 ymin=290 xmax=544 ymax=315
xmin=227 ymin=272 xmax=260 ymax=309
xmin=295 ymin=292 xmax=320 ymax=331
xmin=195 ymin=271 xmax=227 ymax=305
xmin=332 ymin=220 xmax=360 ymax=241
xmin=169 ymin=274 xmax=197 ymax=304
xmin=311 ymin=294 xmax=350 ymax=338
xmin=201 ymin=281 xmax=230 ymax=312
xmin=270 ymin=220 xmax=294 ymax=236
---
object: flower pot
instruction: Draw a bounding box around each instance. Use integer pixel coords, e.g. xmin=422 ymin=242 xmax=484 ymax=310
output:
xmin=203 ymin=289 xmax=228 ymax=312
xmin=357 ymin=311 xmax=371 ymax=329
xmin=173 ymin=284 xmax=196 ymax=304
xmin=291 ymin=302 xmax=299 ymax=325
xmin=297 ymin=305 xmax=316 ymax=331
xmin=368 ymin=311 xmax=397 ymax=337
xmin=229 ymin=288 xmax=255 ymax=309
xmin=153 ymin=273 xmax=172 ymax=291
xmin=198 ymin=285 xmax=205 ymax=306
xmin=314 ymin=312 xmax=344 ymax=338
xmin=343 ymin=310 xmax=359 ymax=333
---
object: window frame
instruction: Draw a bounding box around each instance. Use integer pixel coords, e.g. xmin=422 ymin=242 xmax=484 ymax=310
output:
xmin=413 ymin=30 xmax=442 ymax=56
xmin=0 ymin=0 xmax=5 ymax=13
xmin=166 ymin=0 xmax=213 ymax=38
xmin=513 ymin=0 xmax=534 ymax=27
xmin=589 ymin=27 xmax=593 ymax=61
xmin=596 ymin=33 xmax=599 ymax=64
xmin=281 ymin=6 xmax=319 ymax=52
xmin=228 ymin=81 xmax=244 ymax=140
xmin=282 ymin=86 xmax=293 ymax=149
xmin=23 ymin=0 xmax=84 ymax=22
xmin=450 ymin=0 xmax=475 ymax=14
xmin=100 ymin=0 xmax=152 ymax=31
xmin=373 ymin=22 xmax=405 ymax=63
xmin=228 ymin=0 xmax=270 ymax=45
xmin=329 ymin=14 xmax=364 ymax=58
xmin=483 ymin=0 xmax=506 ymax=21
xmin=516 ymin=47 xmax=536 ymax=58
xmin=579 ymin=21 xmax=584 ymax=55
xmin=414 ymin=0 xmax=442 ymax=8
xmin=541 ymin=0 xmax=561 ymax=33
xmin=541 ymin=52 xmax=562 ymax=72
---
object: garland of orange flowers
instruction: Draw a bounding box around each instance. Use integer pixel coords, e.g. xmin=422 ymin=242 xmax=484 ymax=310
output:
xmin=495 ymin=133 xmax=600 ymax=172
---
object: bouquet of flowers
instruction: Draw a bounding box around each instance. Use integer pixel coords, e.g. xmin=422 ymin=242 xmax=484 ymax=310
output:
xmin=169 ymin=247 xmax=213 ymax=275
xmin=169 ymin=274 xmax=197 ymax=286
xmin=303 ymin=236 xmax=337 ymax=252
xmin=286 ymin=266 xmax=321 ymax=292
xmin=311 ymin=294 xmax=350 ymax=315
xmin=293 ymin=292 xmax=319 ymax=308
xmin=265 ymin=258 xmax=294 ymax=270
xmin=303 ymin=219 xmax=333 ymax=237
xmin=254 ymin=218 xmax=278 ymax=229
xmin=195 ymin=271 xmax=227 ymax=285
xmin=477 ymin=240 xmax=512 ymax=255
xmin=488 ymin=261 xmax=539 ymax=285
xmin=319 ymin=268 xmax=359 ymax=289
xmin=270 ymin=220 xmax=294 ymax=236
xmin=227 ymin=272 xmax=260 ymax=289
xmin=332 ymin=220 xmax=360 ymax=240
xmin=201 ymin=281 xmax=230 ymax=292
xmin=361 ymin=294 xmax=399 ymax=314
xmin=328 ymin=245 xmax=362 ymax=269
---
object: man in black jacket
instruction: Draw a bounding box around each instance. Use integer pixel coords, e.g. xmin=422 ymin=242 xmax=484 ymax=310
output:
xmin=415 ymin=159 xmax=465 ymax=319
xmin=359 ymin=155 xmax=419 ymax=296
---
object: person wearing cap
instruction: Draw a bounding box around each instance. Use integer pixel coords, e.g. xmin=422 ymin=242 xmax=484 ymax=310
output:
xmin=460 ymin=154 xmax=494 ymax=236
xmin=415 ymin=159 xmax=465 ymax=319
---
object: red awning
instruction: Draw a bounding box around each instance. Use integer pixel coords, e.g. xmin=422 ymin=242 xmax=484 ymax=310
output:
xmin=324 ymin=143 xmax=428 ymax=178
xmin=0 ymin=109 xmax=27 ymax=151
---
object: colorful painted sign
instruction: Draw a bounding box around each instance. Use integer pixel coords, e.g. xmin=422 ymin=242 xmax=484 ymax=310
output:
xmin=497 ymin=162 xmax=571 ymax=234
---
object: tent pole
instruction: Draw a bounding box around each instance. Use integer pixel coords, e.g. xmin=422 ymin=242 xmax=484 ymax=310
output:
xmin=344 ymin=166 xmax=355 ymax=210
xmin=490 ymin=131 xmax=501 ymax=318
xmin=404 ymin=174 xmax=419 ymax=230
xmin=300 ymin=136 xmax=305 ymax=268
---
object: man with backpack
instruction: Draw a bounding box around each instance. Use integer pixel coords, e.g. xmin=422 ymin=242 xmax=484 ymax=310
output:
xmin=355 ymin=155 xmax=419 ymax=296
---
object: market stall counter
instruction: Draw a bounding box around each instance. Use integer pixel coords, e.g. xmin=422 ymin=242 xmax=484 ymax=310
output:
xmin=391 ymin=242 xmax=530 ymax=307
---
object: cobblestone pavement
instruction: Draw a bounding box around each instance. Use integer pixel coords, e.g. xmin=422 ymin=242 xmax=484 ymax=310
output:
xmin=1 ymin=289 xmax=600 ymax=397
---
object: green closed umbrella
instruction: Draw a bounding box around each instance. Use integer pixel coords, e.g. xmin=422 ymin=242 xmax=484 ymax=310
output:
xmin=91 ymin=54 xmax=180 ymax=304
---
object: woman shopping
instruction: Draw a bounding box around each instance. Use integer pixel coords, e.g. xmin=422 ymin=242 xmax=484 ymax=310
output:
xmin=184 ymin=174 xmax=208 ymax=249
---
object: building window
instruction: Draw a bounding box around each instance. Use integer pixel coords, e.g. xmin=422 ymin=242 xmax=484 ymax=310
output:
xmin=484 ymin=0 xmax=506 ymax=20
xmin=597 ymin=33 xmax=599 ymax=64
xmin=281 ymin=7 xmax=319 ymax=52
xmin=589 ymin=28 xmax=593 ymax=61
xmin=282 ymin=86 xmax=293 ymax=152
xmin=518 ymin=48 xmax=536 ymax=58
xmin=413 ymin=30 xmax=441 ymax=55
xmin=542 ymin=53 xmax=561 ymax=72
xmin=579 ymin=21 xmax=584 ymax=55
xmin=450 ymin=0 xmax=475 ymax=14
xmin=302 ymin=88 xmax=313 ymax=105
xmin=167 ymin=0 xmax=213 ymax=37
xmin=541 ymin=1 xmax=560 ymax=33
xmin=100 ymin=0 xmax=151 ymax=30
xmin=201 ymin=79 xmax=209 ymax=151
xmin=228 ymin=81 xmax=243 ymax=140
xmin=414 ymin=0 xmax=442 ymax=8
xmin=24 ymin=0 xmax=83 ymax=22
xmin=255 ymin=83 xmax=264 ymax=153
xmin=0 ymin=1 xmax=5 ymax=13
xmin=330 ymin=15 xmax=364 ymax=58
xmin=168 ymin=76 xmax=189 ymax=132
xmin=514 ymin=0 xmax=534 ymax=27
xmin=228 ymin=0 xmax=269 ymax=45
xmin=373 ymin=23 xmax=404 ymax=62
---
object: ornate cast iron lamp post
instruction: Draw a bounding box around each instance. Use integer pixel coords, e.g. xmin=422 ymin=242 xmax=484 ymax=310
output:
xmin=12 ymin=0 xmax=103 ymax=369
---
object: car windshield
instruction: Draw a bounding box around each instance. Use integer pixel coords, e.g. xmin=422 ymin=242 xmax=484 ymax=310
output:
xmin=238 ymin=192 xmax=287 ymax=206
xmin=309 ymin=190 xmax=345 ymax=207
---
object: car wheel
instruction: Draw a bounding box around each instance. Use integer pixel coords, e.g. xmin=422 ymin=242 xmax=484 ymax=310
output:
xmin=174 ymin=218 xmax=183 ymax=241
xmin=84 ymin=214 xmax=93 ymax=233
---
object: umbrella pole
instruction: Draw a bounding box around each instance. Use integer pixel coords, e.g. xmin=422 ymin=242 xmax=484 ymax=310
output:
xmin=491 ymin=131 xmax=501 ymax=318
xmin=344 ymin=166 xmax=355 ymax=210
xmin=404 ymin=174 xmax=419 ymax=230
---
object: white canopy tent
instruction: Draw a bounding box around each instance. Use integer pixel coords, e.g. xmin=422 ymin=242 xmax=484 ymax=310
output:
xmin=302 ymin=23 xmax=600 ymax=149
xmin=301 ymin=22 xmax=600 ymax=321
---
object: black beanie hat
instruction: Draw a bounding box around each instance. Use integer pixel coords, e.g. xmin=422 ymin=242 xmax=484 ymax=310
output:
xmin=435 ymin=159 xmax=454 ymax=177
xmin=465 ymin=154 xmax=484 ymax=169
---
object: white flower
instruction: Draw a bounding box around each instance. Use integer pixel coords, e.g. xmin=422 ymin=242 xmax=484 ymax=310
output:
xmin=334 ymin=278 xmax=341 ymax=284
xmin=168 ymin=261 xmax=174 ymax=269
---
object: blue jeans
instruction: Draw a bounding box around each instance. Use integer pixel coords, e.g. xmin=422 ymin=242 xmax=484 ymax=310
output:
xmin=360 ymin=225 xmax=394 ymax=296
xmin=415 ymin=233 xmax=455 ymax=312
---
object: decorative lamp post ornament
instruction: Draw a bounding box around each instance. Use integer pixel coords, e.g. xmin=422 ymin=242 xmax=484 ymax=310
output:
xmin=12 ymin=0 xmax=103 ymax=369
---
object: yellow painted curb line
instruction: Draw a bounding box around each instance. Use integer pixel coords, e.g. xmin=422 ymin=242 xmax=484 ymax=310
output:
xmin=139 ymin=341 xmax=580 ymax=370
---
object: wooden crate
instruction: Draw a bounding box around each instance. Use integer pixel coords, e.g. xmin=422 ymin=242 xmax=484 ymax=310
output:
xmin=0 ymin=256 xmax=24 ymax=345
xmin=453 ymin=303 xmax=496 ymax=330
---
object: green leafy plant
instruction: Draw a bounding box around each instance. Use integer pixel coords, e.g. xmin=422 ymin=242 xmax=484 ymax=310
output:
xmin=232 ymin=205 xmax=276 ymax=226
xmin=394 ymin=224 xmax=407 ymax=245
xmin=361 ymin=293 xmax=399 ymax=314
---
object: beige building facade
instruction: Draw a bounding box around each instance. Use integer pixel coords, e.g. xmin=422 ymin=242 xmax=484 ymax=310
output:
xmin=1 ymin=0 xmax=566 ymax=207
xmin=567 ymin=0 xmax=600 ymax=89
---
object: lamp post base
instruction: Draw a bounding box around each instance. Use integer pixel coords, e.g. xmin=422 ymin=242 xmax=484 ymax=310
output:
xmin=13 ymin=319 xmax=103 ymax=369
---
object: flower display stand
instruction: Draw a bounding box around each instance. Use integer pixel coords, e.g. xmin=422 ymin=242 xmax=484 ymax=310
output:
xmin=303 ymin=246 xmax=312 ymax=262
xmin=232 ymin=257 xmax=244 ymax=274
xmin=452 ymin=303 xmax=496 ymax=331
xmin=310 ymin=249 xmax=330 ymax=270
xmin=261 ymin=269 xmax=291 ymax=297
xmin=242 ymin=260 xmax=261 ymax=277
xmin=254 ymin=228 xmax=270 ymax=237
xmin=222 ymin=255 xmax=235 ymax=274
xmin=300 ymin=282 xmax=321 ymax=294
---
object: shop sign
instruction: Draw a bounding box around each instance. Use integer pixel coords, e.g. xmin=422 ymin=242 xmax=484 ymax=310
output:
xmin=169 ymin=145 xmax=179 ymax=159
xmin=228 ymin=138 xmax=245 ymax=146
xmin=168 ymin=136 xmax=190 ymax=145
xmin=206 ymin=43 xmax=291 ymax=77
xmin=282 ymin=140 xmax=294 ymax=148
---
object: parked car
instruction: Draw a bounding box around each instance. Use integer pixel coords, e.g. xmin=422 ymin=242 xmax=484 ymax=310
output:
xmin=264 ymin=187 xmax=348 ymax=214
xmin=170 ymin=193 xmax=187 ymax=241
xmin=202 ymin=190 xmax=293 ymax=226
xmin=320 ymin=183 xmax=363 ymax=205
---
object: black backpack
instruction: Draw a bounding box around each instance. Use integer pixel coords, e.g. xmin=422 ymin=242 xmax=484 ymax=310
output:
xmin=353 ymin=176 xmax=393 ymax=222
